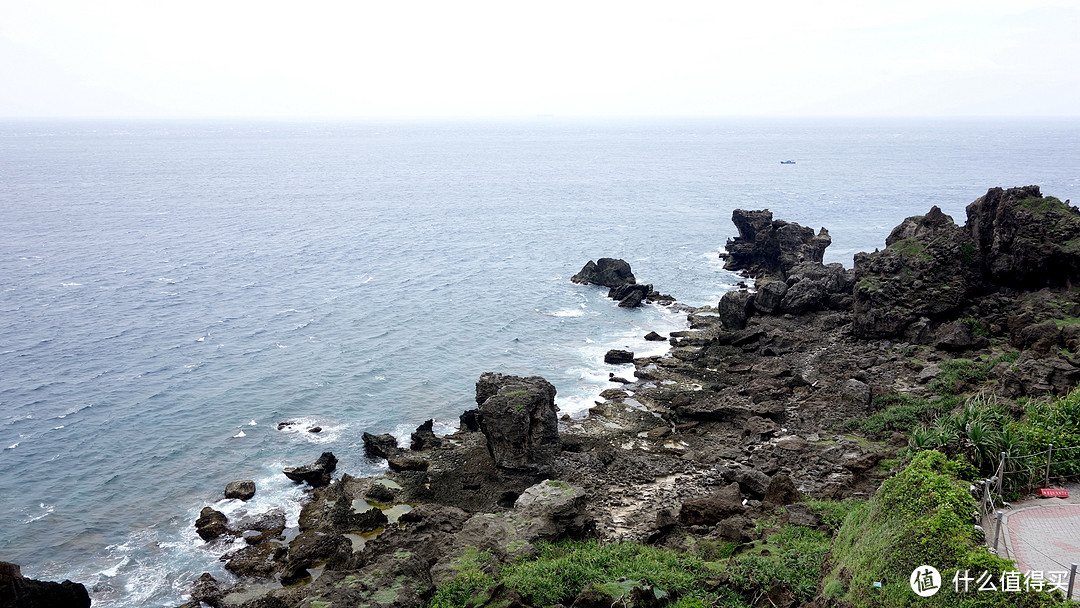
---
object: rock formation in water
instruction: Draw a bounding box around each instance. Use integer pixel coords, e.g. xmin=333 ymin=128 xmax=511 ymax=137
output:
xmin=720 ymin=209 xmax=831 ymax=279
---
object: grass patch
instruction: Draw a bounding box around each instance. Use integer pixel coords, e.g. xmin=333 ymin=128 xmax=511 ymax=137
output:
xmin=823 ymin=450 xmax=1062 ymax=607
xmin=497 ymin=540 xmax=742 ymax=608
xmin=427 ymin=547 xmax=495 ymax=608
xmin=846 ymin=394 xmax=960 ymax=437
xmin=886 ymin=238 xmax=931 ymax=260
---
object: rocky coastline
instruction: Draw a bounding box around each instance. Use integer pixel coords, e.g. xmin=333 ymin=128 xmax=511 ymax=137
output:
xmin=13 ymin=186 xmax=1080 ymax=608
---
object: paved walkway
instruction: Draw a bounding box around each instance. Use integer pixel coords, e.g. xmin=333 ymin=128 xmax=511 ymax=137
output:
xmin=1001 ymin=483 xmax=1080 ymax=596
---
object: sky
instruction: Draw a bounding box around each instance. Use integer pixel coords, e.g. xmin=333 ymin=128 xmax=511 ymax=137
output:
xmin=0 ymin=0 xmax=1078 ymax=119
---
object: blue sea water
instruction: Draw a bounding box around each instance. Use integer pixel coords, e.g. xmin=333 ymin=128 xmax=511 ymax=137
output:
xmin=1 ymin=118 xmax=1078 ymax=607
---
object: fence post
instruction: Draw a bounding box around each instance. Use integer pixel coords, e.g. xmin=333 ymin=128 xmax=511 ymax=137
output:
xmin=1068 ymin=563 xmax=1077 ymax=600
xmin=1045 ymin=444 xmax=1053 ymax=488
xmin=993 ymin=511 xmax=1003 ymax=553
xmin=996 ymin=452 xmax=1005 ymax=495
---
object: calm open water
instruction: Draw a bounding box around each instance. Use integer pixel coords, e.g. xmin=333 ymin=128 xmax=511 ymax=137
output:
xmin=1 ymin=118 xmax=1078 ymax=607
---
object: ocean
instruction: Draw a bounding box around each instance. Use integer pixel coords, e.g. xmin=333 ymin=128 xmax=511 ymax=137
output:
xmin=1 ymin=118 xmax=1078 ymax=607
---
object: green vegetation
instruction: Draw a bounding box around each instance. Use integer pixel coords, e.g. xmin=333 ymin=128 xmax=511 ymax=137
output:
xmin=850 ymin=352 xmax=1021 ymax=439
xmin=960 ymin=241 xmax=976 ymax=264
xmin=428 ymin=547 xmax=496 ymax=608
xmin=1017 ymin=195 xmax=1067 ymax=216
xmin=505 ymin=389 xmax=529 ymax=397
xmin=959 ymin=317 xmax=990 ymax=338
xmin=428 ymin=523 xmax=844 ymax=608
xmin=846 ymin=393 xmax=961 ymax=437
xmin=886 ymin=238 xmax=931 ymax=260
xmin=823 ymin=450 xmax=1061 ymax=607
xmin=903 ymin=388 xmax=1080 ymax=495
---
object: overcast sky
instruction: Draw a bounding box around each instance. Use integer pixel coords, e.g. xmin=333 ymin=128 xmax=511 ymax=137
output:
xmin=1 ymin=0 xmax=1077 ymax=118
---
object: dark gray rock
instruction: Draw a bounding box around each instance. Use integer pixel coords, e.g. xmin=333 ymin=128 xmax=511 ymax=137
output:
xmin=459 ymin=408 xmax=483 ymax=432
xmin=283 ymin=452 xmax=337 ymax=487
xmin=843 ymin=378 xmax=872 ymax=406
xmin=779 ymin=279 xmax=826 ymax=314
xmin=190 ymin=572 xmax=226 ymax=608
xmin=678 ymin=482 xmax=744 ymax=525
xmin=195 ymin=507 xmax=232 ymax=542
xmin=786 ymin=503 xmax=822 ymax=528
xmin=0 ymin=561 xmax=91 ymax=608
xmin=722 ymin=465 xmax=771 ymax=498
xmin=764 ymin=473 xmax=800 ymax=506
xmin=476 ymin=373 xmax=560 ymax=472
xmin=753 ymin=279 xmax=789 ymax=314
xmin=222 ymin=542 xmax=287 ymax=578
xmin=604 ymin=349 xmax=635 ymax=364
xmin=571 ymin=258 xmax=636 ymax=288
xmin=718 ymin=290 xmax=755 ymax=330
xmin=362 ymin=432 xmax=399 ymax=460
xmin=644 ymin=331 xmax=665 ymax=341
xmin=224 ymin=480 xmax=256 ymax=501
xmin=935 ymin=321 xmax=990 ymax=352
xmin=410 ymin=419 xmax=442 ymax=451
xmin=722 ymin=209 xmax=831 ymax=279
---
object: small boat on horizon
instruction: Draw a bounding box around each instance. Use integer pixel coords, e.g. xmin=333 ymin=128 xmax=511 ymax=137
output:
xmin=780 ymin=160 xmax=796 ymax=164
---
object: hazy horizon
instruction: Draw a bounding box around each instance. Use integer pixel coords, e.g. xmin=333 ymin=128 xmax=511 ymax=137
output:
xmin=2 ymin=1 xmax=1077 ymax=120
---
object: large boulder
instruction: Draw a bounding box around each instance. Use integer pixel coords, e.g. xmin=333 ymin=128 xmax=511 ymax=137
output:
xmin=362 ymin=432 xmax=399 ymax=459
xmin=604 ymin=349 xmax=635 ymax=364
xmin=721 ymin=209 xmax=831 ymax=279
xmin=779 ymin=279 xmax=827 ymax=314
xmin=753 ymin=279 xmax=788 ymax=314
xmin=0 ymin=562 xmax=91 ymax=608
xmin=571 ymin=258 xmax=636 ymax=288
xmin=678 ymin=482 xmax=744 ymax=525
xmin=718 ymin=290 xmax=755 ymax=330
xmin=283 ymin=452 xmax=337 ymax=487
xmin=452 ymin=480 xmax=589 ymax=562
xmin=967 ymin=185 xmax=1080 ymax=288
xmin=475 ymin=373 xmax=560 ymax=472
xmin=195 ymin=507 xmax=233 ymax=542
xmin=224 ymin=480 xmax=256 ymax=501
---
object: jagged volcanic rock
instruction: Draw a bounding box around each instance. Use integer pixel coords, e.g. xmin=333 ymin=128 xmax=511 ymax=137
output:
xmin=571 ymin=258 xmax=636 ymax=287
xmin=0 ymin=561 xmax=91 ymax=608
xmin=721 ymin=209 xmax=831 ymax=279
xmin=475 ymin=373 xmax=560 ymax=472
xmin=283 ymin=451 xmax=338 ymax=487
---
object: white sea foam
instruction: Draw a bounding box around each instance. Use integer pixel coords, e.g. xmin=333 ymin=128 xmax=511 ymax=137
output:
xmin=98 ymin=558 xmax=127 ymax=578
xmin=248 ymin=420 xmax=258 ymax=426
xmin=61 ymin=282 xmax=83 ymax=287
xmin=196 ymin=336 xmax=205 ymax=342
xmin=24 ymin=503 xmax=54 ymax=523
xmin=5 ymin=442 xmax=18 ymax=450
xmin=275 ymin=417 xmax=345 ymax=444
xmin=550 ymin=308 xmax=584 ymax=317
xmin=232 ymin=430 xmax=246 ymax=438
